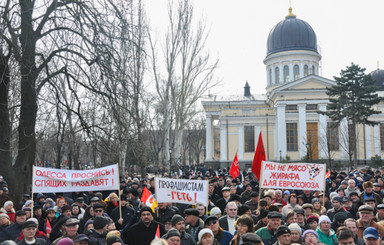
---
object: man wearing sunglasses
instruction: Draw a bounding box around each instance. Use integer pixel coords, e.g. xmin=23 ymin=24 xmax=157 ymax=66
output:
xmin=204 ymin=216 xmax=233 ymax=245
xmin=92 ymin=203 xmax=105 ymax=217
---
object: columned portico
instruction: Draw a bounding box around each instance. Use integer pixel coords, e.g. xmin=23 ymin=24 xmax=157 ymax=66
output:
xmin=220 ymin=123 xmax=227 ymax=161
xmin=276 ymin=104 xmax=286 ymax=158
xmin=238 ymin=126 xmax=244 ymax=160
xmin=205 ymin=114 xmax=213 ymax=160
xmin=365 ymin=125 xmax=372 ymax=159
xmin=374 ymin=125 xmax=380 ymax=155
xmin=298 ymin=103 xmax=307 ymax=158
xmin=318 ymin=104 xmax=327 ymax=158
xmin=340 ymin=118 xmax=349 ymax=159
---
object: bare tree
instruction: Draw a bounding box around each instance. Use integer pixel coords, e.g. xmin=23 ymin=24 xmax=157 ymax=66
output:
xmin=150 ymin=0 xmax=218 ymax=173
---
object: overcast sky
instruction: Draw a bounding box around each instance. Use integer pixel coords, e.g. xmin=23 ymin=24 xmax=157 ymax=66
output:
xmin=145 ymin=0 xmax=384 ymax=96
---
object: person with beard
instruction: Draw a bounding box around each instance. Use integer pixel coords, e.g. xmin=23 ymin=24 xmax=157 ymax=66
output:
xmin=162 ymin=215 xmax=194 ymax=245
xmin=154 ymin=203 xmax=177 ymax=225
xmin=373 ymin=183 xmax=384 ymax=199
xmin=359 ymin=181 xmax=383 ymax=204
xmin=349 ymin=191 xmax=361 ymax=210
xmin=124 ymin=207 xmax=165 ymax=245
xmin=342 ymin=197 xmax=357 ymax=219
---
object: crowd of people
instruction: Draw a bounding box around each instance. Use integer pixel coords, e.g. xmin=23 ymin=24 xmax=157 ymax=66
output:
xmin=0 ymin=165 xmax=383 ymax=245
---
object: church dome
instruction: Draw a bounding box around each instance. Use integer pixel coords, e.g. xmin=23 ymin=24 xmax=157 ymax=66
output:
xmin=370 ymin=69 xmax=384 ymax=91
xmin=267 ymin=8 xmax=318 ymax=56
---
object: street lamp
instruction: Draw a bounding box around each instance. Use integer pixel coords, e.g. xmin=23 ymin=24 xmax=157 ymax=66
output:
xmin=280 ymin=150 xmax=282 ymax=162
xmin=306 ymin=143 xmax=310 ymax=162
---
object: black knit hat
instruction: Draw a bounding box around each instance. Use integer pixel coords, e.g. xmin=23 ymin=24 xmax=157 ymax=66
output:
xmin=140 ymin=206 xmax=154 ymax=216
xmin=171 ymin=214 xmax=185 ymax=226
xmin=165 ymin=228 xmax=181 ymax=239
xmin=93 ymin=216 xmax=108 ymax=229
xmin=238 ymin=205 xmax=250 ymax=216
xmin=276 ymin=225 xmax=291 ymax=237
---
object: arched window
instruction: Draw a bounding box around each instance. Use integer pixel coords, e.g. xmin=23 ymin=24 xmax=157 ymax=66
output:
xmin=312 ymin=65 xmax=316 ymax=75
xmin=275 ymin=67 xmax=280 ymax=84
xmin=284 ymin=65 xmax=289 ymax=82
xmin=269 ymin=69 xmax=272 ymax=85
xmin=294 ymin=64 xmax=300 ymax=80
xmin=304 ymin=65 xmax=309 ymax=76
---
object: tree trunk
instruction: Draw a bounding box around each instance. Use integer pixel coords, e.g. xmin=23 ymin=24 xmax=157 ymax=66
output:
xmin=0 ymin=54 xmax=12 ymax=192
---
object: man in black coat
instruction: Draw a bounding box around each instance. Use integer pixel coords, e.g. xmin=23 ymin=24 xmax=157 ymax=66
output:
xmin=123 ymin=207 xmax=165 ymax=245
xmin=110 ymin=194 xmax=137 ymax=230
xmin=5 ymin=210 xmax=27 ymax=241
xmin=88 ymin=216 xmax=108 ymax=245
xmin=154 ymin=203 xmax=177 ymax=225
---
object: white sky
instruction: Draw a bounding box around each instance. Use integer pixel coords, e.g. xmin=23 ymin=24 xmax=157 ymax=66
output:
xmin=145 ymin=0 xmax=384 ymax=96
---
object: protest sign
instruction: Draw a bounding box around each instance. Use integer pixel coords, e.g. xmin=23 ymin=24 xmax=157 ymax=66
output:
xmin=260 ymin=161 xmax=326 ymax=191
xmin=155 ymin=177 xmax=209 ymax=206
xmin=32 ymin=164 xmax=119 ymax=193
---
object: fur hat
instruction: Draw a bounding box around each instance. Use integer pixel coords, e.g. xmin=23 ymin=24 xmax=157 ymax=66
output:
xmin=363 ymin=181 xmax=374 ymax=190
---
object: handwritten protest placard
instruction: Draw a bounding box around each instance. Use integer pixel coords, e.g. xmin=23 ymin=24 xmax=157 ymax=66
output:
xmin=155 ymin=178 xmax=209 ymax=206
xmin=32 ymin=164 xmax=119 ymax=193
xmin=260 ymin=161 xmax=326 ymax=191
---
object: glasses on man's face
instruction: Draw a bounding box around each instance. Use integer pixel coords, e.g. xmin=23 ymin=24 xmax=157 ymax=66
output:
xmin=94 ymin=209 xmax=103 ymax=213
xmin=207 ymin=220 xmax=218 ymax=226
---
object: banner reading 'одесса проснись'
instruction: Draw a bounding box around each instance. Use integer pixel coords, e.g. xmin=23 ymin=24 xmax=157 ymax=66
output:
xmin=32 ymin=164 xmax=119 ymax=193
xmin=260 ymin=161 xmax=326 ymax=191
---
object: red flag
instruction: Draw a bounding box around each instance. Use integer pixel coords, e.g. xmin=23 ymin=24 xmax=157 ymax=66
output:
xmin=46 ymin=219 xmax=52 ymax=234
xmin=229 ymin=154 xmax=239 ymax=178
xmin=325 ymin=170 xmax=330 ymax=179
xmin=252 ymin=132 xmax=266 ymax=180
xmin=154 ymin=224 xmax=160 ymax=239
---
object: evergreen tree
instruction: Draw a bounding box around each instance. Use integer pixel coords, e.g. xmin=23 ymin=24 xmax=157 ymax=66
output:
xmin=319 ymin=63 xmax=383 ymax=168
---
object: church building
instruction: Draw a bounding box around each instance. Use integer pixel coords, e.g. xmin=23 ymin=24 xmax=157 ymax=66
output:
xmin=202 ymin=8 xmax=384 ymax=169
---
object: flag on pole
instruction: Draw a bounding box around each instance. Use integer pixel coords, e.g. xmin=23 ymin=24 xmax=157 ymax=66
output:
xmin=252 ymin=132 xmax=266 ymax=180
xmin=154 ymin=224 xmax=160 ymax=239
xmin=325 ymin=170 xmax=331 ymax=179
xmin=229 ymin=153 xmax=239 ymax=178
xmin=140 ymin=186 xmax=158 ymax=212
xmin=46 ymin=219 xmax=52 ymax=234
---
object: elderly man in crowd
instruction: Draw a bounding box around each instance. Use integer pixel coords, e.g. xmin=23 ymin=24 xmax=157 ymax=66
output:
xmin=356 ymin=205 xmax=384 ymax=239
xmin=219 ymin=202 xmax=238 ymax=235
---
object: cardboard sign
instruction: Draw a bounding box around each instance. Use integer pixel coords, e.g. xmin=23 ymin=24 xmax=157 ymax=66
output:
xmin=32 ymin=164 xmax=119 ymax=193
xmin=155 ymin=178 xmax=209 ymax=206
xmin=260 ymin=161 xmax=326 ymax=191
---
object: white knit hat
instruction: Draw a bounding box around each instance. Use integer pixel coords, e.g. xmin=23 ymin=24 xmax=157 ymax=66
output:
xmin=198 ymin=228 xmax=214 ymax=242
xmin=3 ymin=201 xmax=13 ymax=209
xmin=319 ymin=215 xmax=331 ymax=224
xmin=288 ymin=223 xmax=302 ymax=235
xmin=210 ymin=207 xmax=221 ymax=217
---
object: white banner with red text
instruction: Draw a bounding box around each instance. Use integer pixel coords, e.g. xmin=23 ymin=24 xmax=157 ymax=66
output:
xmin=155 ymin=178 xmax=209 ymax=206
xmin=260 ymin=161 xmax=326 ymax=191
xmin=32 ymin=164 xmax=119 ymax=193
